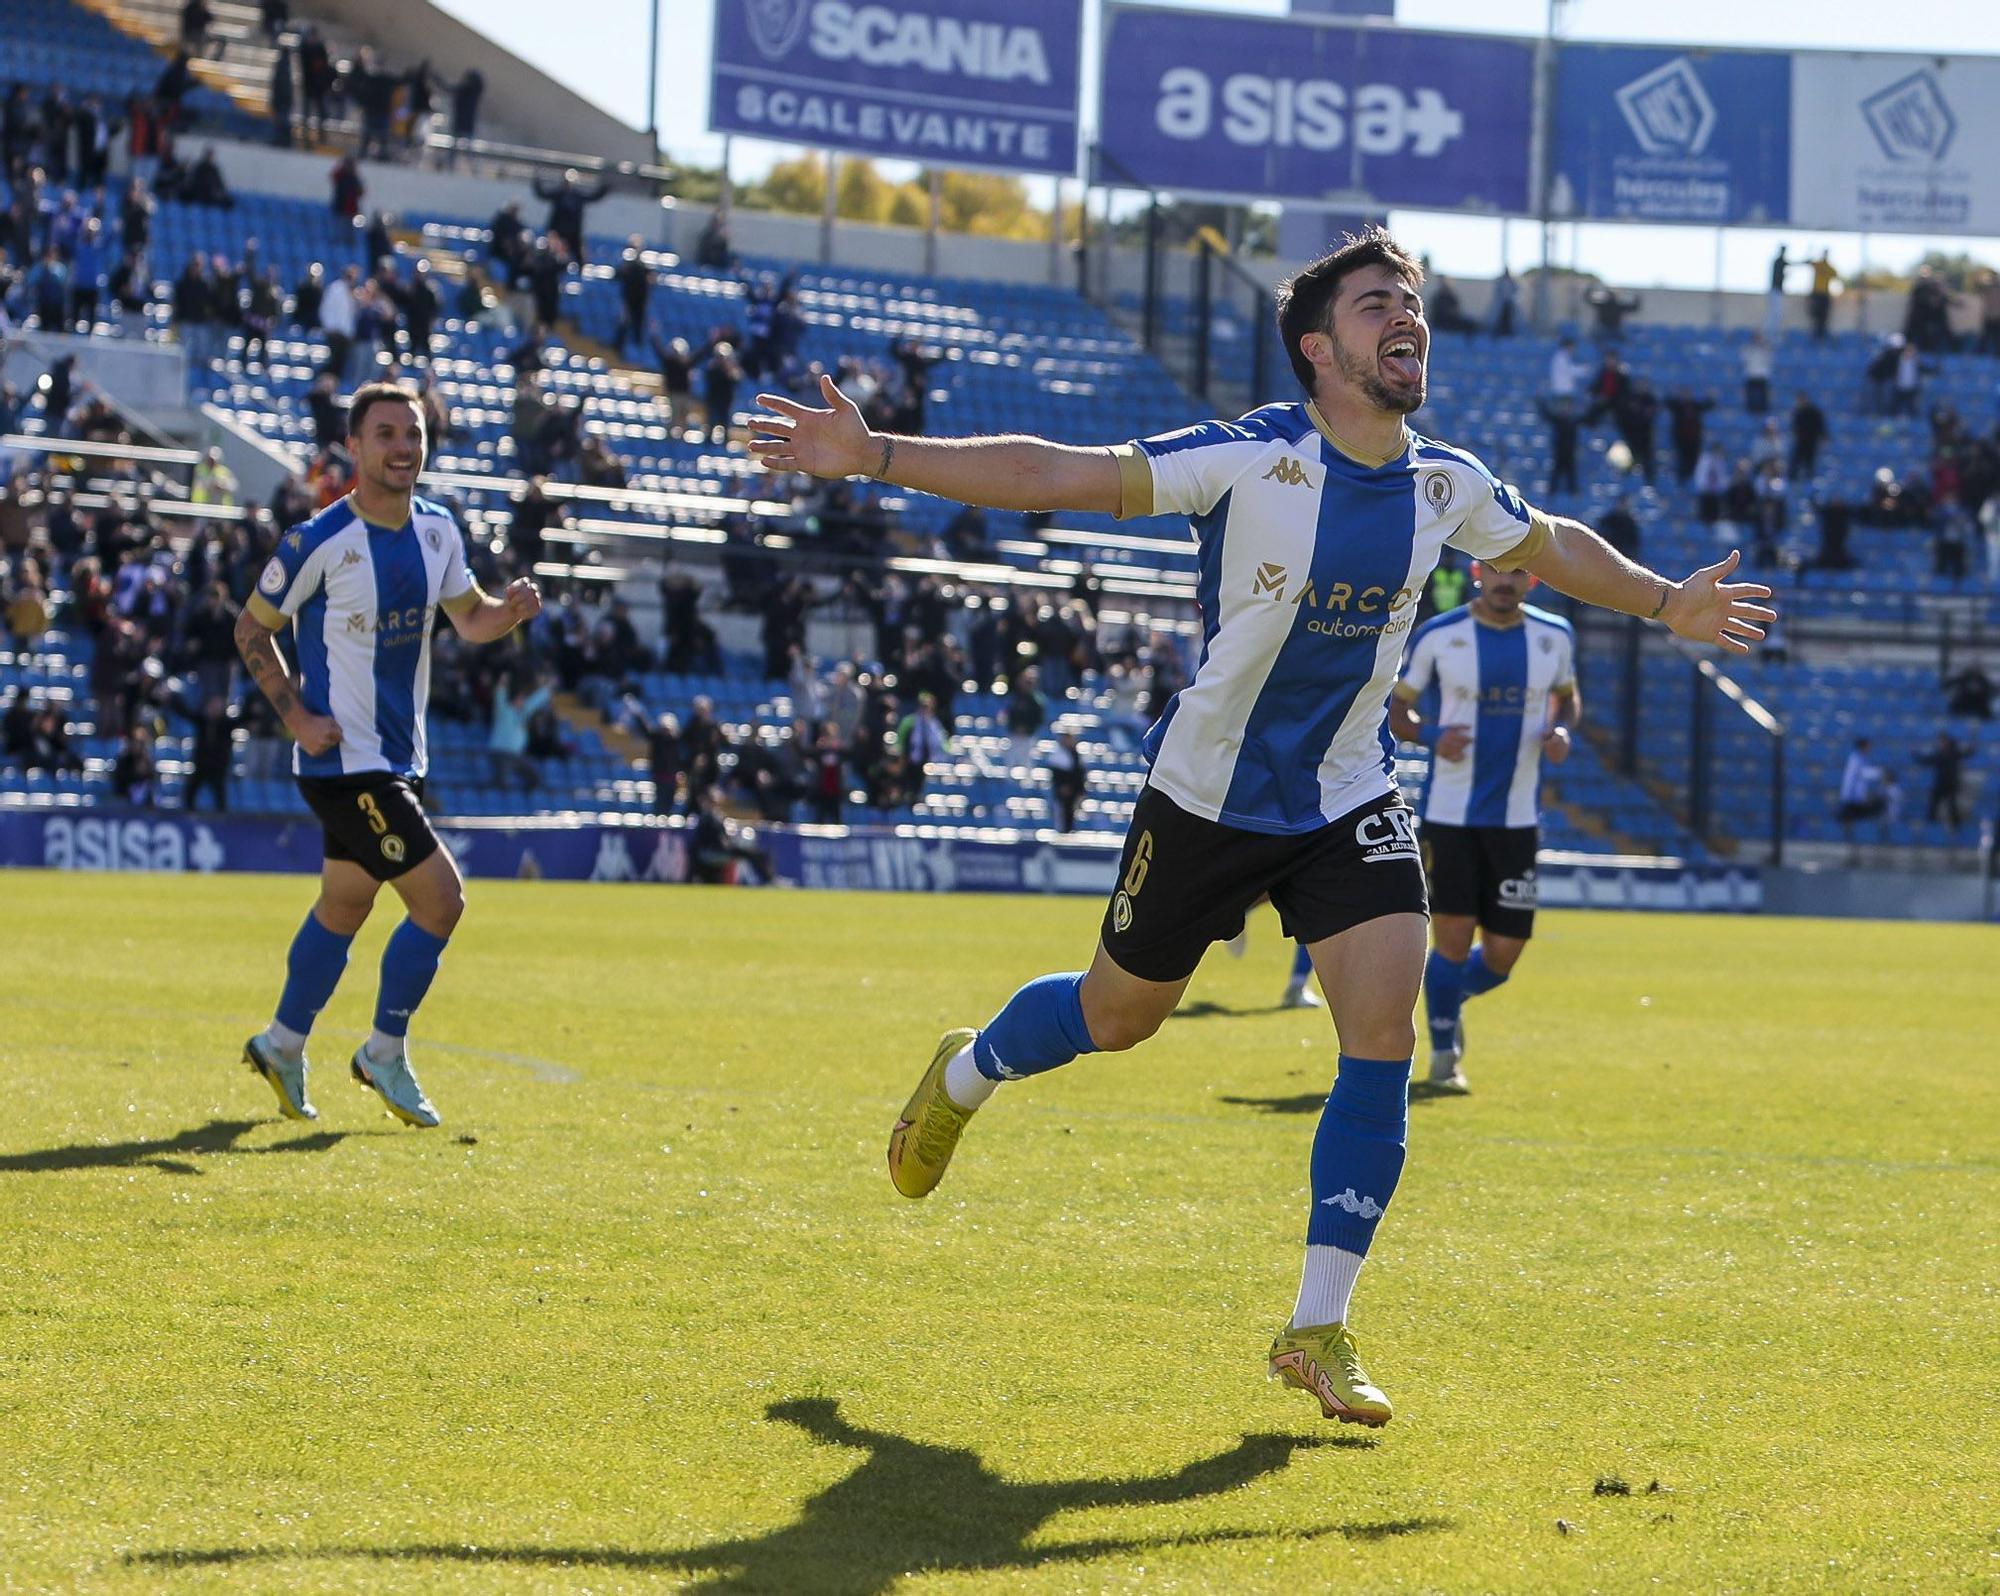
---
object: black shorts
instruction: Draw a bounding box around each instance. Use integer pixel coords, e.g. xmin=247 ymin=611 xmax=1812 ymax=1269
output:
xmin=1420 ymin=821 xmax=1539 ymax=939
xmin=1100 ymin=785 xmax=1429 ymax=983
xmin=296 ymin=772 xmax=439 ymax=882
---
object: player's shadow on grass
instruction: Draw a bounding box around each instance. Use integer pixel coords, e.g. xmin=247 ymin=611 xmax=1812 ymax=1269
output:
xmin=1171 ymin=999 xmax=1301 ymax=1020
xmin=130 ymin=1397 xmax=1452 ymax=1592
xmin=1221 ymin=1082 xmax=1464 ymax=1116
xmin=0 ymin=1117 xmax=359 ymax=1177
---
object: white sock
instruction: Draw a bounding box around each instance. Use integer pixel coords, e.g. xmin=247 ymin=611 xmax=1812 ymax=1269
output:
xmin=367 ymin=1027 xmax=406 ymax=1062
xmin=941 ymin=1042 xmax=996 ymax=1111
xmin=1291 ymin=1245 xmax=1365 ymax=1329
xmin=265 ymin=1020 xmax=307 ymax=1059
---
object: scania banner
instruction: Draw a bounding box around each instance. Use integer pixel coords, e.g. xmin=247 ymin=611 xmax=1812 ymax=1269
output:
xmin=709 ymin=0 xmax=1083 ymax=175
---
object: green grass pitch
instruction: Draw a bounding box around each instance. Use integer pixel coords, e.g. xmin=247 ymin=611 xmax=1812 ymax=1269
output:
xmin=1 ymin=872 xmax=1995 ymax=1594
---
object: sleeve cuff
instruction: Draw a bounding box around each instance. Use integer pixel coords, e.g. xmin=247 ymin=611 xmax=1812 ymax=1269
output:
xmin=1109 ymin=444 xmax=1153 ymax=521
xmin=1488 ymin=509 xmax=1554 ymax=571
xmin=440 ymin=584 xmax=485 ymax=616
xmin=244 ymin=592 xmax=285 ymax=629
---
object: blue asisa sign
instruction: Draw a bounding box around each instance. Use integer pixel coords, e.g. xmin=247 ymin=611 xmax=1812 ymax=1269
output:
xmin=1094 ymin=4 xmax=1533 ymax=212
xmin=709 ymin=0 xmax=1083 ymax=176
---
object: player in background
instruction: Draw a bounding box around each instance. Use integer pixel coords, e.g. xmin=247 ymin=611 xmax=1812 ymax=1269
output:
xmin=234 ymin=383 xmax=541 ymax=1126
xmin=1222 ymin=907 xmax=1323 ymax=1009
xmin=751 ymin=230 xmax=1772 ymax=1428
xmin=1391 ymin=563 xmax=1577 ymax=1091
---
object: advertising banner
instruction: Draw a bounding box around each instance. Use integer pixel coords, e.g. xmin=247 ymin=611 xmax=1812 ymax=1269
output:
xmin=1096 ymin=4 xmax=1533 ymax=211
xmin=1788 ymin=53 xmax=2000 ymax=235
xmin=0 ymin=809 xmax=1760 ymax=910
xmin=1550 ymin=46 xmax=1792 ymax=225
xmin=708 ymin=0 xmax=1083 ymax=175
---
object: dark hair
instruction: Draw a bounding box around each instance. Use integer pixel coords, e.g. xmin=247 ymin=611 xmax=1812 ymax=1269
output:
xmin=1274 ymin=227 xmax=1424 ymax=394
xmin=346 ymin=380 xmax=424 ymax=439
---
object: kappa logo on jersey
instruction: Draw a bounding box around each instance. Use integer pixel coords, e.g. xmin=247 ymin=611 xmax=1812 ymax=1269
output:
xmin=1422 ymin=471 xmax=1454 ymax=513
xmin=1539 ymin=635 xmax=1555 ymax=655
xmin=1354 ymin=807 xmax=1419 ymax=863
xmin=258 ymin=557 xmax=287 ymax=595
xmin=1261 ymin=456 xmax=1317 ymax=489
xmin=285 ymin=532 xmax=303 ymax=551
xmin=338 ymin=549 xmax=363 ymax=568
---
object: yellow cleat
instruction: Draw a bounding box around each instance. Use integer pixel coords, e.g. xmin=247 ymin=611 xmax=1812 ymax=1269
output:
xmin=887 ymin=1027 xmax=979 ymax=1199
xmin=1269 ymin=1322 xmax=1393 ymax=1428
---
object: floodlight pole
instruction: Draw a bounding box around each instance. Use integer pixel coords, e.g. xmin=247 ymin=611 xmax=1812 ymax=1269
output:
xmin=646 ymin=0 xmax=661 ymax=139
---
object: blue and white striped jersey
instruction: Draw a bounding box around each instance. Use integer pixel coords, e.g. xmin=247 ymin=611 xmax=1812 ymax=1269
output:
xmin=246 ymin=495 xmax=478 ymax=780
xmin=1112 ymin=401 xmax=1550 ymax=834
xmin=1396 ymin=603 xmax=1576 ymax=828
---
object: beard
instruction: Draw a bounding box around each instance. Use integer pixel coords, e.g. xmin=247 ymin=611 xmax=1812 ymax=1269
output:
xmin=1332 ymin=333 xmax=1426 ymax=415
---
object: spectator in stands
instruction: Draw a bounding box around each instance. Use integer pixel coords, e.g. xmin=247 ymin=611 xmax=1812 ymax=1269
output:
xmin=318 ymin=264 xmax=359 ymax=381
xmin=577 ymin=434 xmax=627 ymax=491
xmin=1005 ymin=665 xmax=1047 ymax=748
xmin=526 ymin=237 xmax=567 ymax=330
xmin=1531 ymin=396 xmax=1580 ymax=498
xmin=1597 ymin=495 xmax=1641 ymax=563
xmin=154 ymin=51 xmax=196 ymax=125
xmin=1546 ymin=335 xmax=1583 ymax=401
xmin=750 ymin=718 xmax=811 ymax=822
xmin=347 ymin=47 xmax=400 ymax=161
xmin=180 ymin=578 xmax=237 ymax=701
xmin=1764 ymin=245 xmax=1791 ymax=338
xmin=1836 ymin=738 xmax=1892 ymax=842
xmin=896 ymin=692 xmax=951 ymax=797
xmin=1741 ymin=332 xmax=1773 ymax=414
xmin=36 ymin=354 xmax=74 ymax=432
xmin=1807 ymin=252 xmax=1840 ymax=340
xmin=661 ymin=570 xmax=721 ymax=674
xmin=1585 ymin=283 xmax=1640 ymax=341
xmin=682 ymin=694 xmax=725 ymax=807
xmin=329 ymin=154 xmax=364 ymax=222
xmin=261 ymin=0 xmax=291 ymax=40
xmin=1427 ymin=277 xmax=1476 ymax=337
xmin=1935 ymin=501 xmax=1973 ymax=586
xmin=26 ymin=702 xmax=83 ymax=777
xmin=702 ymin=341 xmax=743 ymax=442
xmin=1982 ymin=492 xmax=2000 ymax=587
xmin=1917 ymin=732 xmax=1973 ymax=831
xmin=695 ymin=214 xmax=736 ymax=272
xmin=1045 ymin=729 xmax=1086 ymax=832
xmin=636 ymin=710 xmax=682 ymax=813
xmin=1753 ymin=460 xmax=1789 ymax=569
xmin=534 ymin=168 xmax=608 ymax=266
xmin=1978 ymin=270 xmax=2000 ymax=359
xmin=488 ymin=669 xmax=555 ymax=791
xmin=181 ymin=695 xmax=236 ymax=811
xmin=615 ymin=237 xmax=651 ymax=354
xmin=1489 ymin=267 xmax=1518 ymax=337
xmin=1611 ymin=379 xmax=1660 ymax=484
xmin=1788 ymin=392 xmax=1828 ymax=481
xmin=180 ymin=0 xmax=220 ymax=58
xmin=192 ymin=448 xmax=237 ymax=508
xmin=1945 ymin=660 xmax=1992 ymax=721
xmin=649 ymin=326 xmax=698 ymax=437
xmin=299 ymin=28 xmax=335 ymax=140
xmin=29 ymin=249 xmax=69 ymax=332
xmin=269 ymin=44 xmax=297 ymax=147
xmin=404 ymin=257 xmax=439 ymax=361
xmin=112 ymin=722 xmax=156 ymax=805
xmin=808 ymin=720 xmax=847 ymax=823
xmin=68 ymin=217 xmax=107 ymax=331
xmin=448 ymin=68 xmax=486 ymax=154
xmin=1664 ymin=389 xmax=1713 ymax=484
xmin=1904 ymin=267 xmax=1954 ymax=354
xmin=1890 ymin=338 xmax=1922 ymax=417
xmin=403 ymin=61 xmax=440 ymax=156
xmin=689 ymin=787 xmax=776 ymax=884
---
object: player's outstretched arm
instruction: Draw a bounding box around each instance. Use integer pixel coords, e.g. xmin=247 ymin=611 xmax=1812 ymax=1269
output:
xmin=233 ymin=606 xmax=342 ymax=756
xmin=446 ymin=577 xmax=543 ymax=644
xmin=749 ymin=374 xmax=1123 ymax=516
xmin=1519 ymin=515 xmax=1776 ymax=654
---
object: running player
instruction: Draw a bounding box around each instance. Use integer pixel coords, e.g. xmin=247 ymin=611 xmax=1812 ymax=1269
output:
xmin=234 ymin=382 xmax=542 ymax=1126
xmin=750 ymin=230 xmax=1772 ymax=1427
xmin=1392 ymin=562 xmax=1576 ymax=1091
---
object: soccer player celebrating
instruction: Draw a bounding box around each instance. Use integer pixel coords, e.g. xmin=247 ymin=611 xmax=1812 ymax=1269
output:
xmin=1392 ymin=562 xmax=1576 ymax=1091
xmin=235 ymin=383 xmax=541 ymax=1126
xmin=751 ymin=231 xmax=1771 ymax=1427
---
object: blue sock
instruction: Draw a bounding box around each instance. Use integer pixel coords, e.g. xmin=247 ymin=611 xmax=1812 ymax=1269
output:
xmin=1305 ymin=1055 xmax=1411 ymax=1255
xmin=1423 ymin=948 xmax=1466 ymax=1050
xmin=1291 ymin=943 xmax=1314 ymax=980
xmin=1464 ymin=946 xmax=1510 ymax=999
xmin=373 ymin=919 xmax=450 ymax=1039
xmin=274 ymin=911 xmax=354 ymax=1037
xmin=973 ymin=972 xmax=1097 ymax=1081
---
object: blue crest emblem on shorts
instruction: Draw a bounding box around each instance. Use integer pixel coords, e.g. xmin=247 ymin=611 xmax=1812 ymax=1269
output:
xmin=743 ymin=0 xmax=811 ymax=61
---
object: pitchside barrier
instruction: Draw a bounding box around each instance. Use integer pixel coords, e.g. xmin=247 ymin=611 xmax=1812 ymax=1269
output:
xmin=1 ymin=809 xmax=1762 ymax=912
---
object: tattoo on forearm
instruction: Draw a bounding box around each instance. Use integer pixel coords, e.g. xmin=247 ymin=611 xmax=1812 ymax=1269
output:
xmin=236 ymin=616 xmax=299 ymax=720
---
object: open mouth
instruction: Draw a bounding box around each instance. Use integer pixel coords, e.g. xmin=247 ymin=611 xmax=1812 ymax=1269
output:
xmin=1380 ymin=337 xmax=1422 ymax=385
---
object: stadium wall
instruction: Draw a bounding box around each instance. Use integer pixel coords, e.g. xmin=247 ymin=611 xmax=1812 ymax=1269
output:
xmin=0 ymin=810 xmax=1767 ymax=911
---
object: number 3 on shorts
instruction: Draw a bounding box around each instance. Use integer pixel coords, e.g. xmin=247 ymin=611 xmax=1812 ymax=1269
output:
xmin=357 ymin=791 xmax=389 ymax=836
